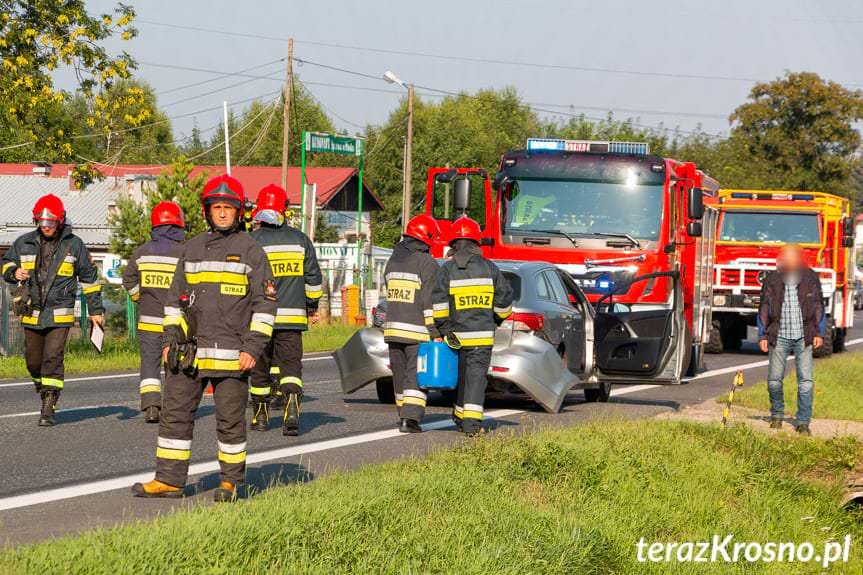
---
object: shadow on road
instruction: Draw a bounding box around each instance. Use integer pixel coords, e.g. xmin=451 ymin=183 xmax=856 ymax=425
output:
xmin=189 ymin=461 xmax=313 ymax=499
xmin=271 ymin=411 xmax=346 ymax=434
xmin=55 ymin=405 xmax=141 ymax=424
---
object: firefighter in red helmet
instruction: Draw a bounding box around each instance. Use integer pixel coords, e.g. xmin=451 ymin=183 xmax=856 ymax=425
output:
xmin=1 ymin=194 xmax=104 ymax=426
xmin=432 ymin=216 xmax=513 ymax=436
xmin=122 ymin=201 xmax=186 ymax=423
xmin=132 ymin=174 xmax=276 ymax=502
xmin=382 ymin=214 xmax=441 ymax=432
xmin=248 ymin=184 xmax=323 ymax=435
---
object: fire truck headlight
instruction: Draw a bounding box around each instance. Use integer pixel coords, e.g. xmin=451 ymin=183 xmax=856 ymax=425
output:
xmin=713 ymin=294 xmax=727 ymax=306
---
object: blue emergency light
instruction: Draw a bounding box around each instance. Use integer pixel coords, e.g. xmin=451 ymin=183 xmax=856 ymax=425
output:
xmin=526 ymin=138 xmax=649 ymax=155
xmin=594 ymin=274 xmax=614 ymax=294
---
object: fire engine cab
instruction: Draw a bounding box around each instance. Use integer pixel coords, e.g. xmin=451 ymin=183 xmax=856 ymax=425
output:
xmin=709 ymin=189 xmax=855 ymax=357
xmin=423 ymin=139 xmax=719 ymax=385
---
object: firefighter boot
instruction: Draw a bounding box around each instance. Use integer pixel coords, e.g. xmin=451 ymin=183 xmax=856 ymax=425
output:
xmin=250 ymin=399 xmax=269 ymax=432
xmin=213 ymin=481 xmax=238 ymax=502
xmin=399 ymin=418 xmax=422 ymax=433
xmin=38 ymin=390 xmax=58 ymax=427
xmin=270 ymin=388 xmax=286 ymax=410
xmin=131 ymin=479 xmax=183 ymax=498
xmin=283 ymin=393 xmax=301 ymax=436
xmin=144 ymin=405 xmax=160 ymax=424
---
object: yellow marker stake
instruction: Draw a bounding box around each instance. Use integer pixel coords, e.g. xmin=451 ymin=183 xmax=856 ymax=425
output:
xmin=721 ymin=370 xmax=745 ymax=428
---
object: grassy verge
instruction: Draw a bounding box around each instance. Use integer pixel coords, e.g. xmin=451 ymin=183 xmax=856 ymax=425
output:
xmin=0 ymin=324 xmax=359 ymax=380
xmin=3 ymin=420 xmax=862 ymax=574
xmin=728 ymin=350 xmax=863 ymax=423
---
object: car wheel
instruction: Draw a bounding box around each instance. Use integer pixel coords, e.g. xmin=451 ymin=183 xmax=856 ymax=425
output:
xmin=814 ymin=319 xmax=834 ymax=359
xmin=375 ymin=378 xmax=395 ymax=404
xmin=705 ymin=319 xmax=723 ymax=354
xmin=584 ymin=382 xmax=611 ymax=402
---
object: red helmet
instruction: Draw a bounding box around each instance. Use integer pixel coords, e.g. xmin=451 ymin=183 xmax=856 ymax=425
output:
xmin=255 ymin=184 xmax=288 ymax=214
xmin=32 ymin=194 xmax=65 ymax=224
xmin=404 ymin=214 xmax=441 ymax=245
xmin=447 ymin=216 xmax=481 ymax=245
xmin=201 ymin=174 xmax=244 ymax=211
xmin=151 ymin=201 xmax=184 ymax=229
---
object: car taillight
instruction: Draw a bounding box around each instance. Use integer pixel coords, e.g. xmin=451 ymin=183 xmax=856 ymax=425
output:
xmin=501 ymin=312 xmax=544 ymax=332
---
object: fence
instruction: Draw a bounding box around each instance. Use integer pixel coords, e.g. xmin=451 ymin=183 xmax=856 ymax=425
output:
xmin=0 ymin=282 xmax=25 ymax=356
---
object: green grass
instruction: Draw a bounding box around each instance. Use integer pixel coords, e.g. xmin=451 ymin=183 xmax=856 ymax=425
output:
xmin=3 ymin=420 xmax=863 ymax=574
xmin=0 ymin=324 xmax=358 ymax=380
xmin=728 ymin=350 xmax=863 ymax=423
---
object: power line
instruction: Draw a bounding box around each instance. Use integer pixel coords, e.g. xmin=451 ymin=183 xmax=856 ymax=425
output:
xmin=161 ymin=69 xmax=283 ymax=109
xmin=155 ymin=58 xmax=286 ymax=96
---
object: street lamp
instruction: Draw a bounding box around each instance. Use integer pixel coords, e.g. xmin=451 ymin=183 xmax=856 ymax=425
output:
xmin=384 ymin=70 xmax=414 ymax=232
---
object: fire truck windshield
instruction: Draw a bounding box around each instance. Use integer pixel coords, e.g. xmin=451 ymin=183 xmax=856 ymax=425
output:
xmin=719 ymin=211 xmax=821 ymax=244
xmin=503 ymin=179 xmax=665 ymax=241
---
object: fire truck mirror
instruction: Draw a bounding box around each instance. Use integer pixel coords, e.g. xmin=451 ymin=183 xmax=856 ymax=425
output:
xmin=843 ymin=216 xmax=854 ymax=237
xmin=435 ymin=169 xmax=457 ymax=184
xmin=453 ymin=178 xmax=471 ymax=213
xmin=843 ymin=236 xmax=854 ymax=248
xmin=687 ymin=188 xmax=704 ymax=220
xmin=687 ymin=221 xmax=703 ymax=237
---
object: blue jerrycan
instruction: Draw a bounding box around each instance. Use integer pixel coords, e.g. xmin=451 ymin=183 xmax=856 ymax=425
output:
xmin=417 ymin=341 xmax=459 ymax=390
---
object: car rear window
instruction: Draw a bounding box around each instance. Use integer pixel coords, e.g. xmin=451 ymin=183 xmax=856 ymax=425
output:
xmin=503 ymin=272 xmax=522 ymax=303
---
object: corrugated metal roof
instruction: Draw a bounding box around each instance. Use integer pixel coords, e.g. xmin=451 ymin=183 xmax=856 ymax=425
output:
xmin=0 ymin=226 xmax=110 ymax=248
xmin=0 ymin=176 xmax=127 ymax=226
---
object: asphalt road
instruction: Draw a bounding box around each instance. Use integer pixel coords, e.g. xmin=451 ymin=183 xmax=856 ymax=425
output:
xmin=1 ymin=317 xmax=862 ymax=545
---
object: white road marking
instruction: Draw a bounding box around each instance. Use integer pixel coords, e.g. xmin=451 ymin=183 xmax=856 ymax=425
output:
xmin=0 ymin=339 xmax=860 ymax=511
xmin=0 ymin=355 xmax=335 ymax=389
xmin=0 ymin=408 xmax=524 ymax=512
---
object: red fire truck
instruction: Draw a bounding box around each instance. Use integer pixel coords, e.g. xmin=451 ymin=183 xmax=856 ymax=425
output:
xmin=708 ymin=189 xmax=855 ymax=357
xmin=422 ymin=139 xmax=719 ymax=384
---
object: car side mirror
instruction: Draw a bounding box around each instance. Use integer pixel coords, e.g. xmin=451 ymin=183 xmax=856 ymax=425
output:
xmin=687 ymin=221 xmax=702 ymax=237
xmin=435 ymin=169 xmax=457 ymax=184
xmin=453 ymin=178 xmax=470 ymax=213
xmin=688 ymin=187 xmax=704 ymax=220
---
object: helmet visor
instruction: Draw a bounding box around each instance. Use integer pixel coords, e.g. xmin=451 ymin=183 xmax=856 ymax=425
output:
xmin=36 ymin=218 xmax=59 ymax=229
xmin=253 ymin=209 xmax=283 ymax=226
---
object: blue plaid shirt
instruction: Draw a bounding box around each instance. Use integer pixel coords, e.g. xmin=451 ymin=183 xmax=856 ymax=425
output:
xmin=778 ymin=278 xmax=805 ymax=340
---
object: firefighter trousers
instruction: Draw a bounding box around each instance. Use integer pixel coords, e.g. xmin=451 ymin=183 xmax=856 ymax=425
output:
xmin=388 ymin=342 xmax=426 ymax=422
xmin=138 ymin=331 xmax=163 ymax=411
xmin=155 ymin=372 xmax=248 ymax=487
xmin=454 ymin=346 xmax=492 ymax=431
xmin=24 ymin=326 xmax=69 ymax=394
xmin=250 ymin=330 xmax=304 ymax=399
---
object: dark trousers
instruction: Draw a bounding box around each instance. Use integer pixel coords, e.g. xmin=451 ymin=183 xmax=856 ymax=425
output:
xmin=250 ymin=330 xmax=304 ymax=398
xmin=155 ymin=372 xmax=248 ymax=486
xmin=454 ymin=346 xmax=492 ymax=430
xmin=24 ymin=327 xmax=69 ymax=393
xmin=138 ymin=331 xmax=163 ymax=410
xmin=388 ymin=342 xmax=426 ymax=422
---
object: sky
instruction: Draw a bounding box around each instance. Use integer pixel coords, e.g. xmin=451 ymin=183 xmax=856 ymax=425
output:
xmin=83 ymin=0 xmax=863 ymax=147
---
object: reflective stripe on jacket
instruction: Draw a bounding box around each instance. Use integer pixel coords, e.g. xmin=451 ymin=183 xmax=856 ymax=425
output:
xmin=1 ymin=226 xmax=103 ymax=329
xmin=122 ymin=241 xmax=184 ymax=334
xmin=382 ymin=237 xmax=439 ymax=344
xmin=432 ymin=250 xmax=513 ymax=347
xmin=250 ymin=224 xmax=322 ymax=331
xmin=163 ymin=229 xmax=276 ymax=376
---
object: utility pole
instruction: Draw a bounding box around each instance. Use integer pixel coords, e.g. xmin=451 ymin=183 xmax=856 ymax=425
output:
xmin=280 ymin=38 xmax=294 ymax=190
xmin=401 ymin=83 xmax=414 ymax=232
xmin=223 ymin=101 xmax=231 ymax=175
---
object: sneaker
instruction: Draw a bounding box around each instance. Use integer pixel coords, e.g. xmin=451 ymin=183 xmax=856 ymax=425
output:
xmin=131 ymin=479 xmax=183 ymax=498
xmin=769 ymin=418 xmax=783 ymax=430
xmin=796 ymin=424 xmax=812 ymax=437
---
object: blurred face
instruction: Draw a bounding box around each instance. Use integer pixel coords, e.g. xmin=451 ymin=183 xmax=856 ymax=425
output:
xmin=208 ymin=202 xmax=239 ymax=230
xmin=778 ymin=244 xmax=804 ymax=273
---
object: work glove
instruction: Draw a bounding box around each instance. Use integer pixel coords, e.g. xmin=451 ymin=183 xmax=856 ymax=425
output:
xmin=444 ymin=332 xmax=462 ymax=350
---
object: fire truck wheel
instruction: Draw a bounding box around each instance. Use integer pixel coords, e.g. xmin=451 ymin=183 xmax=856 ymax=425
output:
xmin=705 ymin=320 xmax=724 ymax=354
xmin=814 ymin=320 xmax=834 ymax=359
xmin=584 ymin=382 xmax=612 ymax=402
xmin=375 ymin=378 xmax=396 ymax=404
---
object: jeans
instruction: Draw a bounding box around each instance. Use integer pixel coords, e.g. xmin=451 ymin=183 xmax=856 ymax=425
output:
xmin=767 ymin=336 xmax=814 ymax=425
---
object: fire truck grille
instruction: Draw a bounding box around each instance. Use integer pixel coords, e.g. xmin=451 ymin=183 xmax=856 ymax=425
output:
xmin=720 ymin=269 xmax=762 ymax=287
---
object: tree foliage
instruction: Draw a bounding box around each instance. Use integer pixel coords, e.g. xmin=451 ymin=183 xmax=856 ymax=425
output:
xmin=0 ymin=1 xmax=139 ymax=161
xmin=108 ymin=156 xmax=207 ymax=259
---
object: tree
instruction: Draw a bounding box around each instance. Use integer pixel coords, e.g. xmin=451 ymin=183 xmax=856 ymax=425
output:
xmin=728 ymin=71 xmax=863 ymax=194
xmin=0 ymin=1 xmax=139 ymax=161
xmin=109 ymin=156 xmax=207 ymax=259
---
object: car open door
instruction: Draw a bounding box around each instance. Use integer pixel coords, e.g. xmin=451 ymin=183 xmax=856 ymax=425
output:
xmin=592 ymin=271 xmax=689 ymax=384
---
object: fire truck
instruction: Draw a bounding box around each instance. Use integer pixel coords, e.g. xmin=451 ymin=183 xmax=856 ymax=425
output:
xmin=709 ymin=189 xmax=855 ymax=357
xmin=422 ymin=138 xmax=719 ymax=386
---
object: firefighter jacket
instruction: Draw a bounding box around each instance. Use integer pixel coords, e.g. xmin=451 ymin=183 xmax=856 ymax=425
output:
xmin=250 ymin=223 xmax=322 ymax=331
xmin=382 ymin=236 xmax=440 ymax=344
xmin=162 ymin=228 xmax=277 ymax=377
xmin=432 ymin=242 xmax=513 ymax=347
xmin=122 ymin=226 xmax=185 ymax=334
xmin=1 ymin=225 xmax=104 ymax=329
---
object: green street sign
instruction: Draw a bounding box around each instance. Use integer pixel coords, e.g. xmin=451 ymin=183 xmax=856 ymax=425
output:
xmin=304 ymin=132 xmax=362 ymax=156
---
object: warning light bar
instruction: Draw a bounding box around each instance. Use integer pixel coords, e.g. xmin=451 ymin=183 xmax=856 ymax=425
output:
xmin=526 ymin=138 xmax=649 ymax=155
xmin=729 ymin=192 xmax=816 ymax=201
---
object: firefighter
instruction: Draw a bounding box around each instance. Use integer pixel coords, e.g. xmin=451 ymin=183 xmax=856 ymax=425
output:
xmin=1 ymin=194 xmax=104 ymax=426
xmin=122 ymin=201 xmax=185 ymax=423
xmin=432 ymin=216 xmax=513 ymax=436
xmin=382 ymin=214 xmax=441 ymax=433
xmin=248 ymin=184 xmax=323 ymax=436
xmin=132 ymin=175 xmax=276 ymax=502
